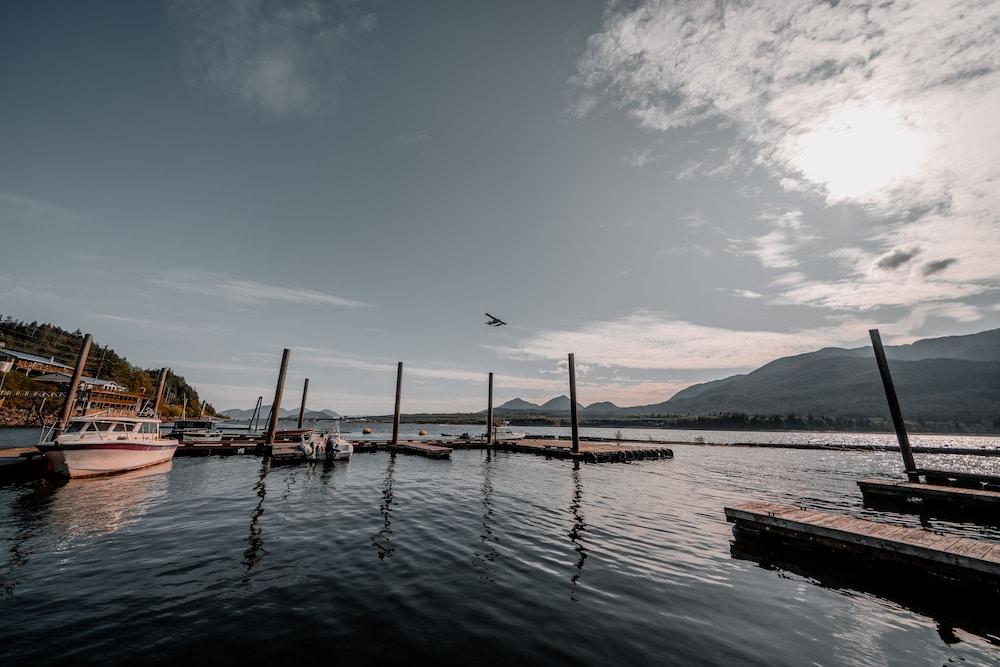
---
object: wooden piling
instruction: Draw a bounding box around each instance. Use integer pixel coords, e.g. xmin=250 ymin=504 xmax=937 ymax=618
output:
xmin=57 ymin=334 xmax=92 ymax=433
xmin=869 ymin=329 xmax=918 ymax=481
xmin=486 ymin=372 xmax=494 ymax=446
xmin=568 ymin=353 xmax=580 ymax=454
xmin=297 ymin=378 xmax=309 ymax=429
xmin=391 ymin=362 xmax=403 ymax=445
xmin=153 ymin=367 xmax=168 ymax=417
xmin=265 ymin=349 xmax=291 ymax=446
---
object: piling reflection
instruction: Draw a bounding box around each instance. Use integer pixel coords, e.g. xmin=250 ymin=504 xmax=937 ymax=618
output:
xmin=474 ymin=448 xmax=499 ymax=581
xmin=371 ymin=453 xmax=396 ymax=560
xmin=568 ymin=461 xmax=587 ymax=600
xmin=243 ymin=458 xmax=270 ymax=572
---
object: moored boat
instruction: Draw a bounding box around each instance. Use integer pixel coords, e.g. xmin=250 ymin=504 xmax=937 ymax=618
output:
xmin=485 ymin=420 xmax=526 ymax=442
xmin=167 ymin=418 xmax=224 ymax=444
xmin=37 ymin=415 xmax=177 ymax=478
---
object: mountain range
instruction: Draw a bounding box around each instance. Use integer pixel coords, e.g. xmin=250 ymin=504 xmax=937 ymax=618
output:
xmin=498 ymin=328 xmax=1000 ymax=424
xmin=219 ymin=405 xmax=340 ymax=421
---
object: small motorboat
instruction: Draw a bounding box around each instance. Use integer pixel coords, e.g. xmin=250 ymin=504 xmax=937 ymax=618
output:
xmin=167 ymin=418 xmax=224 ymax=444
xmin=298 ymin=430 xmax=353 ymax=461
xmin=485 ymin=422 xmax=526 ymax=442
xmin=325 ymin=433 xmax=353 ymax=460
xmin=37 ymin=414 xmax=178 ymax=478
xmin=299 ymin=431 xmax=325 ymax=461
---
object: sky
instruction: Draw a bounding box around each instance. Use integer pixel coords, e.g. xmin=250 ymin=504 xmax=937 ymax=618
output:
xmin=2 ymin=0 xmax=999 ymax=414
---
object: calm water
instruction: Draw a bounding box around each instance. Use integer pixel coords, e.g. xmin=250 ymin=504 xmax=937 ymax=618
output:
xmin=2 ymin=434 xmax=1000 ymax=665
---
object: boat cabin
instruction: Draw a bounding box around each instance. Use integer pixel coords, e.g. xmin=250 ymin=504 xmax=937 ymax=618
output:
xmin=55 ymin=416 xmax=162 ymax=442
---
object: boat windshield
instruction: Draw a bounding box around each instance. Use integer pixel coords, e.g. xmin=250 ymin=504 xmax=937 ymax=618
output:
xmin=64 ymin=421 xmax=134 ymax=433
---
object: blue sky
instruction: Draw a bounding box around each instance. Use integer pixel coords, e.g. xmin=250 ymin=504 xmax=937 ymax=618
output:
xmin=3 ymin=1 xmax=999 ymax=413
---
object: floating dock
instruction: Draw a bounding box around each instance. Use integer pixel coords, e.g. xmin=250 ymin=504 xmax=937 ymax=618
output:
xmin=0 ymin=447 xmax=47 ymax=477
xmin=497 ymin=438 xmax=672 ymax=462
xmin=913 ymin=467 xmax=1000 ymax=491
xmin=725 ymin=501 xmax=1000 ymax=587
xmin=858 ymin=478 xmax=1000 ymax=516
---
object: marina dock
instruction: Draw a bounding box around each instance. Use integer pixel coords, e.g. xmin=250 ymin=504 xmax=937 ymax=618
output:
xmin=858 ymin=478 xmax=1000 ymax=515
xmin=725 ymin=501 xmax=1000 ymax=587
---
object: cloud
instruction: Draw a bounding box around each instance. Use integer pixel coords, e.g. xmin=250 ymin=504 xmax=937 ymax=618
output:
xmin=0 ymin=191 xmax=82 ymax=226
xmin=294 ymin=348 xmax=568 ymax=393
xmin=173 ymin=0 xmax=376 ymax=116
xmin=575 ymin=0 xmax=1000 ymax=311
xmin=875 ymin=246 xmax=921 ymax=271
xmin=922 ymin=258 xmax=958 ymax=276
xmin=99 ymin=314 xmax=231 ymax=338
xmin=720 ymin=289 xmax=763 ymax=300
xmin=492 ymin=310 xmax=850 ymax=371
xmin=730 ymin=209 xmax=815 ymax=270
xmin=150 ymin=270 xmax=372 ymax=307
xmin=398 ymin=133 xmax=428 ymax=145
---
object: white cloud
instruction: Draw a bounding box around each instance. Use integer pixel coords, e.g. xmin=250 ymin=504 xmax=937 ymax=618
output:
xmin=492 ymin=310 xmax=850 ymax=371
xmin=0 ymin=191 xmax=82 ymax=226
xmin=729 ymin=208 xmax=815 ymax=270
xmin=575 ymin=0 xmax=1000 ymax=311
xmin=174 ymin=0 xmax=376 ymax=116
xmin=150 ymin=270 xmax=372 ymax=307
xmin=294 ymin=348 xmax=568 ymax=393
xmin=98 ymin=314 xmax=230 ymax=338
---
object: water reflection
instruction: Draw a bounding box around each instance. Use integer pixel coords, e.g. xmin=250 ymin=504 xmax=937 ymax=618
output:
xmin=243 ymin=458 xmax=270 ymax=572
xmin=372 ymin=453 xmax=396 ymax=560
xmin=474 ymin=449 xmax=499 ymax=582
xmin=1 ymin=462 xmax=171 ymax=597
xmin=730 ymin=535 xmax=1000 ymax=646
xmin=568 ymin=461 xmax=587 ymax=600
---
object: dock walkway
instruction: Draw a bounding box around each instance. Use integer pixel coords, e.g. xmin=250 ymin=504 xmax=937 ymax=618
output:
xmin=725 ymin=501 xmax=1000 ymax=584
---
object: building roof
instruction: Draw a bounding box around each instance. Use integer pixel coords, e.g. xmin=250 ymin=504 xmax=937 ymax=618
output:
xmin=0 ymin=348 xmax=72 ymax=369
xmin=33 ymin=372 xmax=127 ymax=391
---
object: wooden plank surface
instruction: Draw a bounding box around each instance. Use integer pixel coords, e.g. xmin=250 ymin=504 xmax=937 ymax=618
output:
xmin=725 ymin=501 xmax=1000 ymax=578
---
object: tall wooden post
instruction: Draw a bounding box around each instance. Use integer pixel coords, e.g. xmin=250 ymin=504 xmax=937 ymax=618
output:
xmin=57 ymin=334 xmax=92 ymax=433
xmin=869 ymin=329 xmax=918 ymax=481
xmin=568 ymin=353 xmax=580 ymax=454
xmin=297 ymin=378 xmax=310 ymax=429
xmin=153 ymin=368 xmax=168 ymax=417
xmin=391 ymin=362 xmax=403 ymax=444
xmin=265 ymin=349 xmax=291 ymax=445
xmin=486 ymin=372 xmax=494 ymax=446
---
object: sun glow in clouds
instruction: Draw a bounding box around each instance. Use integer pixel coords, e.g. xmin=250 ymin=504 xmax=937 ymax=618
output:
xmin=786 ymin=104 xmax=928 ymax=200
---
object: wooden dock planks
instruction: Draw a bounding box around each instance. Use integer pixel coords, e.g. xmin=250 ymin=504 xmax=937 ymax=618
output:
xmin=858 ymin=478 xmax=1000 ymax=514
xmin=725 ymin=501 xmax=1000 ymax=581
xmin=386 ymin=441 xmax=451 ymax=459
xmin=497 ymin=438 xmax=672 ymax=462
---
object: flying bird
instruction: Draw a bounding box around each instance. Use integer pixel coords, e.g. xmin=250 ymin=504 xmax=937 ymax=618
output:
xmin=484 ymin=313 xmax=507 ymax=327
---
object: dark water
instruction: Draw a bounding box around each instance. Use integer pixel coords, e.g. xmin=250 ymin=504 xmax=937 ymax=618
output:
xmin=2 ymin=444 xmax=999 ymax=665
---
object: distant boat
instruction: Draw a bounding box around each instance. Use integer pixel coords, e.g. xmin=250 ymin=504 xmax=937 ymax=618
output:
xmin=167 ymin=418 xmax=223 ymax=444
xmin=37 ymin=415 xmax=177 ymax=478
xmin=485 ymin=420 xmax=526 ymax=442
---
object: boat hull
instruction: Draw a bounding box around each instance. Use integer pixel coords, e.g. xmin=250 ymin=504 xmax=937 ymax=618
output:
xmin=38 ymin=442 xmax=178 ymax=478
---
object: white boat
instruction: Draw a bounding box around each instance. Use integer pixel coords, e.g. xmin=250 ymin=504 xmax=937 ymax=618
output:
xmin=299 ymin=429 xmax=353 ymax=461
xmin=326 ymin=433 xmax=353 ymax=460
xmin=167 ymin=418 xmax=224 ymax=444
xmin=37 ymin=415 xmax=177 ymax=478
xmin=484 ymin=422 xmax=526 ymax=442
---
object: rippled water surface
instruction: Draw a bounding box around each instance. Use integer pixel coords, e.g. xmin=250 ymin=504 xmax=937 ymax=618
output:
xmin=2 ymin=442 xmax=1000 ymax=665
